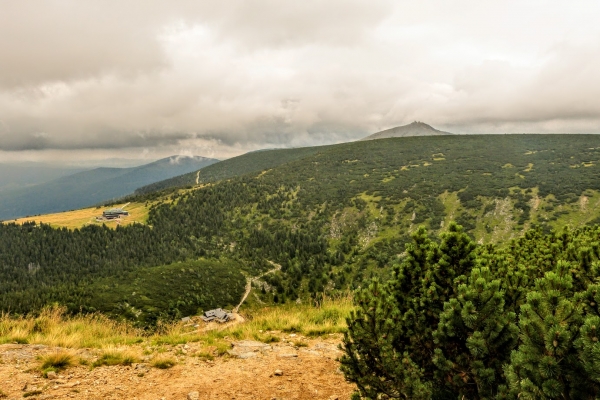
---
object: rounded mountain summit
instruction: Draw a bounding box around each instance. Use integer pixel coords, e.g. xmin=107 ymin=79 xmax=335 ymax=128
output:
xmin=361 ymin=121 xmax=453 ymax=141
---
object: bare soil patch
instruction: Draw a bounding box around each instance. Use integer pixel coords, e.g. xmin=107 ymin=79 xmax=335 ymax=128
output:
xmin=0 ymin=335 xmax=354 ymax=399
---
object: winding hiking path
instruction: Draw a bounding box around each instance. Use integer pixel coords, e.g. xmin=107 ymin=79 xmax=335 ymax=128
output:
xmin=196 ymin=170 xmax=201 ymax=185
xmin=234 ymin=261 xmax=281 ymax=312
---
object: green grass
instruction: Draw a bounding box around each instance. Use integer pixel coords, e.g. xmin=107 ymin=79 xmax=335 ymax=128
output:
xmin=151 ymin=355 xmax=177 ymax=369
xmin=196 ymin=351 xmax=215 ymax=361
xmin=92 ymin=349 xmax=139 ymax=367
xmin=40 ymin=350 xmax=76 ymax=371
xmin=148 ymin=296 xmax=352 ymax=352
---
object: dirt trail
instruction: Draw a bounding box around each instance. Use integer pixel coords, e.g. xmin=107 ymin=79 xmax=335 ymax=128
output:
xmin=0 ymin=335 xmax=353 ymax=399
xmin=233 ymin=262 xmax=281 ymax=313
xmin=196 ymin=170 xmax=200 ymax=185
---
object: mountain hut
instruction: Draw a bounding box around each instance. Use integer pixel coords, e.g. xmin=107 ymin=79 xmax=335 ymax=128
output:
xmin=102 ymin=208 xmax=129 ymax=219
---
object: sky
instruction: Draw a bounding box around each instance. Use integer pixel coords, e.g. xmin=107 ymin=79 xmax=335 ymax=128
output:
xmin=1 ymin=1 xmax=600 ymax=164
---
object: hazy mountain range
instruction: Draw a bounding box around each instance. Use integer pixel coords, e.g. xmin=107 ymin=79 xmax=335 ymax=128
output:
xmin=0 ymin=155 xmax=218 ymax=220
xmin=0 ymin=163 xmax=87 ymax=193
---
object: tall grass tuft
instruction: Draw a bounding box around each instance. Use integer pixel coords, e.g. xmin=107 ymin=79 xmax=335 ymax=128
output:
xmin=151 ymin=355 xmax=177 ymax=369
xmin=40 ymin=350 xmax=76 ymax=371
xmin=92 ymin=348 xmax=140 ymax=367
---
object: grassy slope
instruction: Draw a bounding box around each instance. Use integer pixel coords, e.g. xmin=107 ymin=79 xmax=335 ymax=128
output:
xmin=12 ymin=135 xmax=600 ymax=270
xmin=0 ymin=296 xmax=351 ymax=349
xmin=6 ymin=202 xmax=151 ymax=229
xmin=175 ymin=134 xmax=600 ymax=285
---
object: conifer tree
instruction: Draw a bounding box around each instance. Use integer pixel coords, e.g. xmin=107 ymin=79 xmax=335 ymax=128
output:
xmin=340 ymin=226 xmax=434 ymax=399
xmin=505 ymin=262 xmax=599 ymax=399
xmin=341 ymin=223 xmax=478 ymax=399
xmin=575 ymin=283 xmax=600 ymax=384
xmin=433 ymin=266 xmax=518 ymax=399
xmin=576 ymin=315 xmax=600 ymax=385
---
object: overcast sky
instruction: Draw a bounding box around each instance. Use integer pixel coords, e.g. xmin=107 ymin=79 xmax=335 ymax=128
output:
xmin=1 ymin=1 xmax=600 ymax=163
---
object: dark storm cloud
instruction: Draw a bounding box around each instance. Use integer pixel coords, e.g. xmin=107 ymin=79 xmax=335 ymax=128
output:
xmin=1 ymin=1 xmax=600 ymax=159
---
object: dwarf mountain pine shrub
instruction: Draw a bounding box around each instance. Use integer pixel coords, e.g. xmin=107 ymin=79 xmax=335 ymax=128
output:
xmin=342 ymin=224 xmax=600 ymax=399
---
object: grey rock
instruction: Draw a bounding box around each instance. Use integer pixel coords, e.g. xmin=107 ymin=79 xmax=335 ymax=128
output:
xmin=229 ymin=340 xmax=271 ymax=357
xmin=236 ymin=352 xmax=258 ymax=359
xmin=187 ymin=391 xmax=200 ymax=400
xmin=46 ymin=370 xmax=58 ymax=380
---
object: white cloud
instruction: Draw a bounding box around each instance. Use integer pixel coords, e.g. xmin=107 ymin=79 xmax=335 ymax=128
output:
xmin=1 ymin=0 xmax=600 ymax=161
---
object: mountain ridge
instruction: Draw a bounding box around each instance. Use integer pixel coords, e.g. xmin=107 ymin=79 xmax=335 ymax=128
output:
xmin=361 ymin=121 xmax=453 ymax=140
xmin=0 ymin=155 xmax=219 ymax=220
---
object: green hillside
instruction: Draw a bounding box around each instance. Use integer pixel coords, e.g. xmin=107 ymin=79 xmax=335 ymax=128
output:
xmin=134 ymin=146 xmax=324 ymax=194
xmin=3 ymin=134 xmax=600 ymax=323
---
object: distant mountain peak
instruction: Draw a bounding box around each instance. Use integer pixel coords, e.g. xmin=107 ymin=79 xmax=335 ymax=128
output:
xmin=362 ymin=121 xmax=453 ymax=140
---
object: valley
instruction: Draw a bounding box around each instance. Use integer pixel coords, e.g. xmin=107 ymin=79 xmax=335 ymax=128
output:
xmin=3 ymin=134 xmax=600 ymax=320
xmin=5 ymin=3 xmax=600 ymax=397
xmin=3 ymin=133 xmax=600 ymax=398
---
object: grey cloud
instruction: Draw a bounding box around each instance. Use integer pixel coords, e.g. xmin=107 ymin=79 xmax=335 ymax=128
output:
xmin=2 ymin=1 xmax=600 ymax=160
xmin=201 ymin=0 xmax=394 ymax=48
xmin=0 ymin=127 xmax=193 ymax=151
xmin=433 ymin=42 xmax=600 ymax=131
xmin=0 ymin=1 xmax=391 ymax=89
xmin=0 ymin=2 xmax=171 ymax=88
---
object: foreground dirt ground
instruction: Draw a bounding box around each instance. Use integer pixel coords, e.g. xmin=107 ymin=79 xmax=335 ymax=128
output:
xmin=0 ymin=335 xmax=355 ymax=400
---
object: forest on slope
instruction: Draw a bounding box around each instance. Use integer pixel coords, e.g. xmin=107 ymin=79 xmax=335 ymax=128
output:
xmin=2 ymin=134 xmax=600 ymax=325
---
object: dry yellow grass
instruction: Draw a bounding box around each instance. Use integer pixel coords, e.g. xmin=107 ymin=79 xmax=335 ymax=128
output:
xmin=0 ymin=297 xmax=353 ymax=353
xmin=5 ymin=202 xmax=151 ymax=229
xmin=150 ymin=354 xmax=177 ymax=369
xmin=0 ymin=307 xmax=144 ymax=348
xmin=39 ymin=349 xmax=78 ymax=371
xmin=92 ymin=347 xmax=142 ymax=367
xmin=158 ymin=295 xmax=354 ymax=347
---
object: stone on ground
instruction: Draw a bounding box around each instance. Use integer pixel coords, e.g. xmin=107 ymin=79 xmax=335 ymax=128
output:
xmin=187 ymin=391 xmax=200 ymax=400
